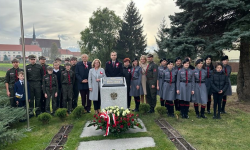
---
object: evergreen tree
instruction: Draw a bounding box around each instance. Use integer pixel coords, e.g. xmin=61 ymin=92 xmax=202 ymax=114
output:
xmin=155 ymin=17 xmax=168 ymax=59
xmin=165 ymin=0 xmax=250 ymax=101
xmin=116 ymin=1 xmax=147 ymax=60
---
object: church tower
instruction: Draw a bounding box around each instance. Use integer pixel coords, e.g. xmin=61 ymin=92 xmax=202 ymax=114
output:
xmin=31 ymin=25 xmax=39 ymax=46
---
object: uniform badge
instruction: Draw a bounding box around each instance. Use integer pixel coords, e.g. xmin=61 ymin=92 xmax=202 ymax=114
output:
xmin=28 ymin=68 xmax=31 ymax=71
xmin=100 ymin=71 xmax=103 ymax=74
xmin=116 ymin=63 xmax=119 ymax=68
xmin=10 ymin=73 xmax=14 ymax=75
xmin=128 ymin=69 xmax=131 ymax=73
xmin=153 ymin=69 xmax=156 ymax=72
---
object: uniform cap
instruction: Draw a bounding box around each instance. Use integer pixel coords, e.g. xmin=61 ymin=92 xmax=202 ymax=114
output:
xmin=55 ymin=57 xmax=61 ymax=61
xmin=160 ymin=58 xmax=167 ymax=63
xmin=28 ymin=55 xmax=36 ymax=59
xmin=47 ymin=66 xmax=53 ymax=71
xmin=65 ymin=57 xmax=70 ymax=61
xmin=39 ymin=56 xmax=46 ymax=60
xmin=147 ymin=54 xmax=154 ymax=58
xmin=195 ymin=59 xmax=203 ymax=66
xmin=221 ymin=55 xmax=229 ymax=61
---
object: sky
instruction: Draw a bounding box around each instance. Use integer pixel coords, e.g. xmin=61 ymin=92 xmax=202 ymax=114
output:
xmin=0 ymin=0 xmax=181 ymax=52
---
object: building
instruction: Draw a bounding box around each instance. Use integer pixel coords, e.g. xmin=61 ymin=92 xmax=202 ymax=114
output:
xmin=20 ymin=26 xmax=61 ymax=58
xmin=58 ymin=49 xmax=81 ymax=60
xmin=0 ymin=44 xmax=42 ymax=61
xmin=223 ymin=50 xmax=240 ymax=62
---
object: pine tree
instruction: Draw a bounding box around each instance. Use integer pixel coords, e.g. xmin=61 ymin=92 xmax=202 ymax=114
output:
xmin=116 ymin=1 xmax=147 ymax=60
xmin=50 ymin=42 xmax=59 ymax=60
xmin=154 ymin=17 xmax=168 ymax=59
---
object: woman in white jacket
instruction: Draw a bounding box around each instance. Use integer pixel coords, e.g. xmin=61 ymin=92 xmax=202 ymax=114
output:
xmin=88 ymin=59 xmax=106 ymax=114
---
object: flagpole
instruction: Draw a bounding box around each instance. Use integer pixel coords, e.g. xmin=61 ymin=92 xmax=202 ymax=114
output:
xmin=19 ymin=0 xmax=31 ymax=131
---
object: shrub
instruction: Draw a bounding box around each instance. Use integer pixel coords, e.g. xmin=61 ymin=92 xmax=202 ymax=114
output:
xmin=38 ymin=113 xmax=52 ymax=124
xmin=139 ymin=103 xmax=150 ymax=114
xmin=156 ymin=106 xmax=167 ymax=117
xmin=55 ymin=108 xmax=67 ymax=120
xmin=72 ymin=106 xmax=85 ymax=118
xmin=230 ymin=74 xmax=237 ymax=85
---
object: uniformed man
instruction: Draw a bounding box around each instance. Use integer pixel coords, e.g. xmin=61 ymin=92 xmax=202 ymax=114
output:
xmin=39 ymin=56 xmax=49 ymax=113
xmin=5 ymin=59 xmax=23 ymax=107
xmin=42 ymin=66 xmax=58 ymax=114
xmin=61 ymin=63 xmax=75 ymax=113
xmin=145 ymin=54 xmax=158 ymax=113
xmin=70 ymin=57 xmax=79 ymax=109
xmin=26 ymin=55 xmax=43 ymax=116
xmin=173 ymin=57 xmax=182 ymax=111
xmin=55 ymin=57 xmax=65 ymax=72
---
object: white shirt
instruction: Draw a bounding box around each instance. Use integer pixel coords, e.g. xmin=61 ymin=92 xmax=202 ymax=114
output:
xmin=19 ymin=80 xmax=24 ymax=85
xmin=53 ymin=69 xmax=59 ymax=72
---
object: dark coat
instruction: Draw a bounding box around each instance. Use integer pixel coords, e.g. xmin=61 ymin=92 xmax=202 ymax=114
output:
xmin=210 ymin=71 xmax=229 ymax=94
xmin=105 ymin=59 xmax=123 ymax=77
xmin=14 ymin=80 xmax=30 ymax=101
xmin=123 ymin=65 xmax=132 ymax=90
xmin=75 ymin=61 xmax=92 ymax=90
xmin=53 ymin=70 xmax=62 ymax=89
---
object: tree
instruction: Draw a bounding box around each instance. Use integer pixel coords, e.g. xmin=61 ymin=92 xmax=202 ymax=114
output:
xmin=3 ymin=55 xmax=9 ymax=61
xmin=79 ymin=7 xmax=122 ymax=66
xmin=166 ymin=0 xmax=250 ymax=101
xmin=154 ymin=17 xmax=168 ymax=59
xmin=116 ymin=1 xmax=147 ymax=60
xmin=50 ymin=42 xmax=59 ymax=60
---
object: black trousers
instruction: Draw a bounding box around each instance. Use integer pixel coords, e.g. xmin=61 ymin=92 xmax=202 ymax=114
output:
xmin=17 ymin=100 xmax=26 ymax=107
xmin=127 ymin=88 xmax=131 ymax=108
xmin=72 ymin=85 xmax=79 ymax=109
xmin=93 ymin=92 xmax=101 ymax=110
xmin=213 ymin=93 xmax=223 ymax=115
xmin=41 ymin=90 xmax=46 ymax=112
xmin=80 ymin=89 xmax=91 ymax=111
xmin=56 ymin=88 xmax=62 ymax=108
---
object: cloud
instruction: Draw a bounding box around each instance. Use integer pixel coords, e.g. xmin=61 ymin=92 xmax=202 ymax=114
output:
xmin=0 ymin=0 xmax=180 ymax=52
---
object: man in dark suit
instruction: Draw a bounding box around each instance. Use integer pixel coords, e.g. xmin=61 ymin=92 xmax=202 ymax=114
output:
xmin=39 ymin=56 xmax=48 ymax=113
xmin=75 ymin=54 xmax=92 ymax=113
xmin=70 ymin=57 xmax=79 ymax=109
xmin=105 ymin=51 xmax=123 ymax=77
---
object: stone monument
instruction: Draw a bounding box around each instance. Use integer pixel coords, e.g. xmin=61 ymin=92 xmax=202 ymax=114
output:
xmin=100 ymin=77 xmax=127 ymax=109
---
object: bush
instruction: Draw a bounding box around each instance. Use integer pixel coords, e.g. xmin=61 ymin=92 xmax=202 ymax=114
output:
xmin=230 ymin=74 xmax=237 ymax=85
xmin=156 ymin=106 xmax=167 ymax=116
xmin=38 ymin=113 xmax=52 ymax=124
xmin=72 ymin=106 xmax=85 ymax=118
xmin=139 ymin=103 xmax=150 ymax=114
xmin=55 ymin=108 xmax=67 ymax=120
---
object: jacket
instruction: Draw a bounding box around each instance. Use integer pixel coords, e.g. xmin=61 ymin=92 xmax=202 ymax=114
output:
xmin=210 ymin=71 xmax=229 ymax=93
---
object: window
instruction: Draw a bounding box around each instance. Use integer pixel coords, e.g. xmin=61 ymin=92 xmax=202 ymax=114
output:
xmin=13 ymin=52 xmax=15 ymax=54
xmin=18 ymin=52 xmax=21 ymax=54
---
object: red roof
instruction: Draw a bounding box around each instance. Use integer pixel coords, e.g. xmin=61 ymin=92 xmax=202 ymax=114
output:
xmin=0 ymin=44 xmax=42 ymax=52
xmin=20 ymin=38 xmax=61 ymax=48
xmin=72 ymin=52 xmax=81 ymax=57
xmin=58 ymin=49 xmax=73 ymax=55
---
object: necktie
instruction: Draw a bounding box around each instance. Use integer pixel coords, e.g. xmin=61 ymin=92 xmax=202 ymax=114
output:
xmin=15 ymin=69 xmax=18 ymax=82
xmin=85 ymin=62 xmax=87 ymax=69
xmin=145 ymin=64 xmax=149 ymax=75
xmin=207 ymin=67 xmax=209 ymax=78
xmin=68 ymin=71 xmax=71 ymax=84
xmin=131 ymin=68 xmax=135 ymax=80
xmin=225 ymin=67 xmax=228 ymax=76
xmin=49 ymin=75 xmax=52 ymax=90
xmin=199 ymin=70 xmax=201 ymax=86
xmin=113 ymin=62 xmax=115 ymax=68
xmin=170 ymin=71 xmax=172 ymax=85
xmin=42 ymin=65 xmax=46 ymax=75
xmin=186 ymin=70 xmax=188 ymax=86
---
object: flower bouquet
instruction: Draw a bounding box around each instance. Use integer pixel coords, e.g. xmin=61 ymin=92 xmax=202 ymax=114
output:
xmin=87 ymin=106 xmax=143 ymax=136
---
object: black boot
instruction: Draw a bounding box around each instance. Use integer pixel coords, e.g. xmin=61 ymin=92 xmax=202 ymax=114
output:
xmin=207 ymin=100 xmax=211 ymax=114
xmin=200 ymin=106 xmax=207 ymax=118
xmin=160 ymin=98 xmax=164 ymax=106
xmin=180 ymin=104 xmax=185 ymax=118
xmin=213 ymin=110 xmax=217 ymax=119
xmin=174 ymin=100 xmax=180 ymax=111
xmin=133 ymin=100 xmax=140 ymax=112
xmin=184 ymin=103 xmax=189 ymax=119
xmin=194 ymin=103 xmax=200 ymax=118
xmin=217 ymin=113 xmax=221 ymax=119
xmin=165 ymin=101 xmax=169 ymax=115
xmin=168 ymin=103 xmax=174 ymax=117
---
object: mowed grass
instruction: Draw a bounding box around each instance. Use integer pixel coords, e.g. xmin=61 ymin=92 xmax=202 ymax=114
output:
xmin=2 ymin=91 xmax=250 ymax=150
xmin=0 ymin=71 xmax=6 ymax=77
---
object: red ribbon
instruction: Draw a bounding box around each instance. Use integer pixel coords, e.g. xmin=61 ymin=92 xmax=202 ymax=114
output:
xmin=43 ymin=65 xmax=46 ymax=75
xmin=186 ymin=70 xmax=188 ymax=86
xmin=15 ymin=69 xmax=18 ymax=82
xmin=225 ymin=67 xmax=228 ymax=76
xmin=145 ymin=64 xmax=149 ymax=75
xmin=131 ymin=68 xmax=135 ymax=80
xmin=49 ymin=75 xmax=52 ymax=90
xmin=99 ymin=111 xmax=117 ymax=136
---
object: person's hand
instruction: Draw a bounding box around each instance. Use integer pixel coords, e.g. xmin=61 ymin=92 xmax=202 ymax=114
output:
xmin=218 ymin=90 xmax=223 ymax=94
xmin=157 ymin=86 xmax=159 ymax=90
xmin=96 ymin=79 xmax=100 ymax=82
xmin=136 ymin=85 xmax=140 ymax=90
xmin=55 ymin=92 xmax=57 ymax=97
xmin=7 ymin=91 xmax=10 ymax=97
xmin=45 ymin=93 xmax=47 ymax=98
xmin=29 ymin=99 xmax=30 ymax=102
xmin=191 ymin=91 xmax=194 ymax=95
xmin=177 ymin=90 xmax=180 ymax=94
xmin=16 ymin=101 xmax=19 ymax=105
xmin=89 ymin=88 xmax=93 ymax=91
xmin=151 ymin=85 xmax=155 ymax=89
xmin=85 ymin=79 xmax=88 ymax=82
xmin=82 ymin=79 xmax=87 ymax=83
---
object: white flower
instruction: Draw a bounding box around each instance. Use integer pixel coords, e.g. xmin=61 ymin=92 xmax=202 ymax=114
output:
xmin=102 ymin=109 xmax=105 ymax=112
xmin=122 ymin=112 xmax=126 ymax=116
xmin=110 ymin=110 xmax=113 ymax=113
xmin=114 ymin=110 xmax=116 ymax=113
xmin=116 ymin=109 xmax=119 ymax=111
xmin=121 ymin=107 xmax=124 ymax=109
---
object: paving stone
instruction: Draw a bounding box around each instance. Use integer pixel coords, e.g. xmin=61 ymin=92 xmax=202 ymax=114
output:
xmin=78 ymin=137 xmax=155 ymax=150
xmin=80 ymin=118 xmax=147 ymax=138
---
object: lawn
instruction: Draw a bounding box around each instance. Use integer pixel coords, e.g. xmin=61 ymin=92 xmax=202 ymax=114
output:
xmin=0 ymin=71 xmax=6 ymax=77
xmin=2 ymin=89 xmax=250 ymax=150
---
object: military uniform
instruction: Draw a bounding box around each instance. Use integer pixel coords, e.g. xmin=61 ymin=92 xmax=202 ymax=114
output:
xmin=42 ymin=70 xmax=58 ymax=113
xmin=5 ymin=59 xmax=23 ymax=107
xmin=61 ymin=67 xmax=75 ymax=112
xmin=203 ymin=63 xmax=214 ymax=113
xmin=70 ymin=57 xmax=79 ymax=109
xmin=145 ymin=54 xmax=158 ymax=112
xmin=26 ymin=55 xmax=43 ymax=115
xmin=173 ymin=64 xmax=182 ymax=111
xmin=157 ymin=65 xmax=167 ymax=106
xmin=39 ymin=56 xmax=49 ymax=113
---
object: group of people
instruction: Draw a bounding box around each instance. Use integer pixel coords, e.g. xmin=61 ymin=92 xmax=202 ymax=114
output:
xmin=5 ymin=51 xmax=232 ymax=119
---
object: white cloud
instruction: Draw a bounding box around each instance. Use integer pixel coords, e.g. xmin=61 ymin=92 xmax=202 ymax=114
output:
xmin=0 ymin=0 xmax=180 ymax=51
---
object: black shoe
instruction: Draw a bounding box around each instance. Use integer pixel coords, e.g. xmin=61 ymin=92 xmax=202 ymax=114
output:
xmin=200 ymin=114 xmax=207 ymax=119
xmin=217 ymin=114 xmax=221 ymax=119
xmin=196 ymin=114 xmax=200 ymax=118
xmin=221 ymin=111 xmax=227 ymax=114
xmin=87 ymin=111 xmax=91 ymax=113
xmin=185 ymin=115 xmax=189 ymax=119
xmin=207 ymin=110 xmax=211 ymax=114
xmin=213 ymin=116 xmax=217 ymax=119
xmin=132 ymin=108 xmax=139 ymax=112
xmin=68 ymin=111 xmax=72 ymax=114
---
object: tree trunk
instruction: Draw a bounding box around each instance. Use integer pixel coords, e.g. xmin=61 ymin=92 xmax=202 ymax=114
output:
xmin=237 ymin=37 xmax=250 ymax=101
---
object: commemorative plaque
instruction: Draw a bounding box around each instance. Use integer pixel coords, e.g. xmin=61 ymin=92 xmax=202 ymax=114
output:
xmin=102 ymin=77 xmax=125 ymax=87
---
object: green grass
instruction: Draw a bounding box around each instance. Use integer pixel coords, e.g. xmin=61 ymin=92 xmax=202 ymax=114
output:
xmin=2 ymin=92 xmax=250 ymax=150
xmin=0 ymin=71 xmax=6 ymax=77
